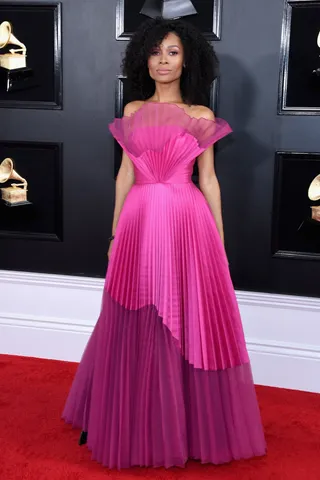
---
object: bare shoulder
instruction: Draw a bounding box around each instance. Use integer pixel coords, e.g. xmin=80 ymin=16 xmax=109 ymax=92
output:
xmin=190 ymin=105 xmax=215 ymax=121
xmin=123 ymin=100 xmax=144 ymax=117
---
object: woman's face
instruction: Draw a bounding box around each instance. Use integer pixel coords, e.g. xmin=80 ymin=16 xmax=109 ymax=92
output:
xmin=148 ymin=32 xmax=184 ymax=84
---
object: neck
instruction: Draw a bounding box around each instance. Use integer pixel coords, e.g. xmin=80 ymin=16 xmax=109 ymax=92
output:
xmin=150 ymin=82 xmax=183 ymax=104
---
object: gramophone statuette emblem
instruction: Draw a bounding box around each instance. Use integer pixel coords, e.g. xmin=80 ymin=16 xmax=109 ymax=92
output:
xmin=0 ymin=21 xmax=26 ymax=69
xmin=140 ymin=0 xmax=198 ymax=19
xmin=308 ymin=173 xmax=320 ymax=222
xmin=312 ymin=31 xmax=320 ymax=78
xmin=0 ymin=157 xmax=31 ymax=206
xmin=0 ymin=21 xmax=35 ymax=92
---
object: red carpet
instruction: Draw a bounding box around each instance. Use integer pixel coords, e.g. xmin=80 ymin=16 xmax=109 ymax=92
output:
xmin=0 ymin=354 xmax=319 ymax=479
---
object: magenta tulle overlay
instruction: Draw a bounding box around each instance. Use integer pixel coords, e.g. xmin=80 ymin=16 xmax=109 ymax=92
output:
xmin=62 ymin=103 xmax=266 ymax=469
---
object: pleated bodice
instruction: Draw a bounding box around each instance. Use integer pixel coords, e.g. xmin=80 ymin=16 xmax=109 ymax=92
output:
xmin=109 ymin=102 xmax=232 ymax=185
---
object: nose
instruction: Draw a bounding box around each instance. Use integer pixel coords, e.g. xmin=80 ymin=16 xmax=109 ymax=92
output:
xmin=159 ymin=53 xmax=168 ymax=64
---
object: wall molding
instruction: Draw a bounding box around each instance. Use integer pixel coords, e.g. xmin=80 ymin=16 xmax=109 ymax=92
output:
xmin=0 ymin=270 xmax=319 ymax=393
xmin=1 ymin=310 xmax=320 ymax=360
xmin=2 ymin=269 xmax=320 ymax=310
xmin=0 ymin=270 xmax=103 ymax=290
xmin=236 ymin=290 xmax=320 ymax=312
xmin=248 ymin=339 xmax=320 ymax=361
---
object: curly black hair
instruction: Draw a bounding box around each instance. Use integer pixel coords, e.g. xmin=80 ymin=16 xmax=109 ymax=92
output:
xmin=122 ymin=17 xmax=219 ymax=107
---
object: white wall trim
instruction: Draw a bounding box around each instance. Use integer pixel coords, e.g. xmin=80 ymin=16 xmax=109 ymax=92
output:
xmin=1 ymin=310 xmax=319 ymax=360
xmin=0 ymin=312 xmax=93 ymax=334
xmin=248 ymin=339 xmax=320 ymax=361
xmin=236 ymin=290 xmax=320 ymax=312
xmin=0 ymin=270 xmax=319 ymax=393
xmin=0 ymin=270 xmax=103 ymax=290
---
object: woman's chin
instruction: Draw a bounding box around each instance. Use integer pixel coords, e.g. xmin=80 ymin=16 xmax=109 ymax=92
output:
xmin=153 ymin=75 xmax=181 ymax=84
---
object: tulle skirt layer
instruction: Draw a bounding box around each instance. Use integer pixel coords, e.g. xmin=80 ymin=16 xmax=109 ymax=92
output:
xmin=62 ymin=290 xmax=266 ymax=470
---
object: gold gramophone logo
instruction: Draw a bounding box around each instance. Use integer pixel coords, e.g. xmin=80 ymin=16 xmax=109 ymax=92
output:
xmin=0 ymin=21 xmax=27 ymax=68
xmin=0 ymin=157 xmax=31 ymax=206
xmin=312 ymin=31 xmax=320 ymax=77
xmin=140 ymin=0 xmax=197 ymax=19
xmin=0 ymin=21 xmax=34 ymax=92
xmin=308 ymin=174 xmax=320 ymax=222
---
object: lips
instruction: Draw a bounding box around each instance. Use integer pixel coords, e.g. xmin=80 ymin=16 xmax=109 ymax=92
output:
xmin=157 ymin=69 xmax=171 ymax=75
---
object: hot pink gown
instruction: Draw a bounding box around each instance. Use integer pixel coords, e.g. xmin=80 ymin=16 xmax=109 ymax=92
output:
xmin=62 ymin=102 xmax=266 ymax=469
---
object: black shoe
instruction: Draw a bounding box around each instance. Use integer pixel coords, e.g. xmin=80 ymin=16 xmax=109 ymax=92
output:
xmin=78 ymin=431 xmax=88 ymax=445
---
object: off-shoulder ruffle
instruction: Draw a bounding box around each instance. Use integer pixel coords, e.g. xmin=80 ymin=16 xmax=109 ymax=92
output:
xmin=109 ymin=102 xmax=232 ymax=157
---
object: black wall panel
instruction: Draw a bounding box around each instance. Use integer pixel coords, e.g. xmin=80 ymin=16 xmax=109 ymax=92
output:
xmin=0 ymin=0 xmax=319 ymax=298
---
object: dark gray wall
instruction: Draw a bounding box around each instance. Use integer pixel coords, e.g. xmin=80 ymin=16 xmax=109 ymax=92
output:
xmin=216 ymin=0 xmax=320 ymax=298
xmin=0 ymin=0 xmax=319 ymax=297
xmin=0 ymin=0 xmax=121 ymax=278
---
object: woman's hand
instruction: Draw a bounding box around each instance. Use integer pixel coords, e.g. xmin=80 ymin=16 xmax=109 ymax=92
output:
xmin=107 ymin=239 xmax=114 ymax=260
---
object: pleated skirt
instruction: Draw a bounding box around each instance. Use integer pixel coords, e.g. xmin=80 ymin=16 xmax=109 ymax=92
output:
xmin=62 ymin=182 xmax=266 ymax=469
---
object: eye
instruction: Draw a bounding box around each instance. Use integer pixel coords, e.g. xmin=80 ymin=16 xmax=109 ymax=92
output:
xmin=169 ymin=51 xmax=179 ymax=56
xmin=150 ymin=50 xmax=160 ymax=56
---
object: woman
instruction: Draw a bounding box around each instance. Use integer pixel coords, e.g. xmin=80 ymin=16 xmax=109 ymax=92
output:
xmin=62 ymin=17 xmax=266 ymax=469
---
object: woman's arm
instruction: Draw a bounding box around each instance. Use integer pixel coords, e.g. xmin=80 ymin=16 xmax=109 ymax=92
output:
xmin=110 ymin=149 xmax=135 ymax=236
xmin=196 ymin=107 xmax=224 ymax=244
xmin=108 ymin=102 xmax=140 ymax=256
